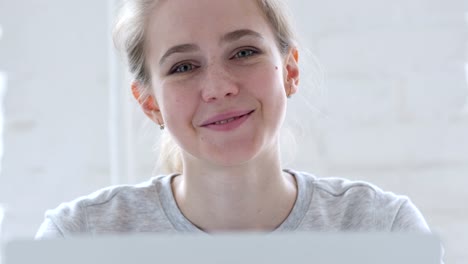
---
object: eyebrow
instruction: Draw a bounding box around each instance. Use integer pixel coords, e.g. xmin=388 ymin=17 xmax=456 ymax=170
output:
xmin=220 ymin=29 xmax=264 ymax=44
xmin=159 ymin=44 xmax=200 ymax=66
xmin=159 ymin=29 xmax=264 ymax=66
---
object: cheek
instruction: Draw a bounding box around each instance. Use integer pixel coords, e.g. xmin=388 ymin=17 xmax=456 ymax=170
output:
xmin=247 ymin=63 xmax=288 ymax=124
xmin=159 ymin=83 xmax=198 ymax=127
xmin=243 ymin=63 xmax=285 ymax=98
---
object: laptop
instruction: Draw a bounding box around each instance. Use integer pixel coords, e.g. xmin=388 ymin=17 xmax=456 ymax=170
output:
xmin=3 ymin=232 xmax=441 ymax=264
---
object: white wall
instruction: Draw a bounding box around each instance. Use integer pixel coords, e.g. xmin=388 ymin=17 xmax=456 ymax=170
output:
xmin=286 ymin=1 xmax=468 ymax=263
xmin=0 ymin=0 xmax=111 ymax=238
xmin=0 ymin=0 xmax=466 ymax=263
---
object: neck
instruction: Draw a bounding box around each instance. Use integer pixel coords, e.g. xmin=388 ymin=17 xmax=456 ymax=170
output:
xmin=172 ymin=146 xmax=297 ymax=232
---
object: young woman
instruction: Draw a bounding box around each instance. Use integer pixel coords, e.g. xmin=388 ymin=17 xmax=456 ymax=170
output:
xmin=36 ymin=0 xmax=431 ymax=237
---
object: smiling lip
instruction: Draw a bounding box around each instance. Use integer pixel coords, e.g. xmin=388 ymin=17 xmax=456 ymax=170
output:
xmin=200 ymin=110 xmax=255 ymax=127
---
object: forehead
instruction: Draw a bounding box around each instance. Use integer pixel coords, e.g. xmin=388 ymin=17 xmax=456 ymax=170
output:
xmin=147 ymin=0 xmax=274 ymax=53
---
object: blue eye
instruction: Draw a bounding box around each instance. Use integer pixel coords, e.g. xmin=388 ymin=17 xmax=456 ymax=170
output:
xmin=233 ymin=49 xmax=257 ymax=59
xmin=170 ymin=63 xmax=197 ymax=74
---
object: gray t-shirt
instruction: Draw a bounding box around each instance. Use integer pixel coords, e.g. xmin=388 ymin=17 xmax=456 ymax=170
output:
xmin=35 ymin=169 xmax=430 ymax=239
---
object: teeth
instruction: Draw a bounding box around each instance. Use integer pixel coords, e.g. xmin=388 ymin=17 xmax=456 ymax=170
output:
xmin=214 ymin=117 xmax=237 ymax=125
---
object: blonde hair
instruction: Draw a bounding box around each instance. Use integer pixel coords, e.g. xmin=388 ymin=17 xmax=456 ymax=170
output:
xmin=113 ymin=0 xmax=298 ymax=173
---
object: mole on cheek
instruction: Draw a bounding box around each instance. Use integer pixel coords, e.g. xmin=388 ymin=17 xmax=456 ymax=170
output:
xmin=275 ymin=66 xmax=278 ymax=70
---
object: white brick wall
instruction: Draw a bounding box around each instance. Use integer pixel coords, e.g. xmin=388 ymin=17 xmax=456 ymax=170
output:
xmin=0 ymin=0 xmax=466 ymax=263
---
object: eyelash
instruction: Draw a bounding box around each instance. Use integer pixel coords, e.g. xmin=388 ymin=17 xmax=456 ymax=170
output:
xmin=168 ymin=48 xmax=260 ymax=75
xmin=232 ymin=48 xmax=259 ymax=59
xmin=169 ymin=62 xmax=199 ymax=75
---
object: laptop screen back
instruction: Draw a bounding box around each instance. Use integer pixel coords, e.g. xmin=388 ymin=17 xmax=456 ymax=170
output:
xmin=3 ymin=232 xmax=441 ymax=264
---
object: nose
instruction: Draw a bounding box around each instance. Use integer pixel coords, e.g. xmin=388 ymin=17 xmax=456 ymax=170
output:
xmin=201 ymin=65 xmax=239 ymax=103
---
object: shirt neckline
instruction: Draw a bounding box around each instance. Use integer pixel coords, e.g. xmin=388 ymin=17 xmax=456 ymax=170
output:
xmin=157 ymin=169 xmax=312 ymax=234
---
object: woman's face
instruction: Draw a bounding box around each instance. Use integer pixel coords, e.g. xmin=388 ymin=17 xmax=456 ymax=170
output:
xmin=145 ymin=0 xmax=298 ymax=167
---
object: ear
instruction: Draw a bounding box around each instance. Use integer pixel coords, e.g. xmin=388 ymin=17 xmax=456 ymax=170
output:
xmin=283 ymin=47 xmax=300 ymax=97
xmin=131 ymin=81 xmax=164 ymax=125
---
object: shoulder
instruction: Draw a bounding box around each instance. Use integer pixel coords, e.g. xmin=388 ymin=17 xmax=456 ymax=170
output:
xmin=36 ymin=175 xmax=170 ymax=238
xmin=293 ymin=169 xmax=391 ymax=202
xmin=290 ymin=170 xmax=430 ymax=232
xmin=65 ymin=175 xmax=165 ymax=213
xmin=78 ymin=175 xmax=166 ymax=209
